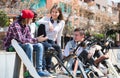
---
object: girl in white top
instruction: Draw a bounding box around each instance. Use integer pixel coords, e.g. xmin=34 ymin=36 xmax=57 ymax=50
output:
xmin=36 ymin=4 xmax=65 ymax=71
xmin=36 ymin=5 xmax=65 ymax=47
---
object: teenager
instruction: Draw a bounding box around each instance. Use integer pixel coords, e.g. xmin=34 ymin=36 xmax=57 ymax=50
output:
xmin=36 ymin=4 xmax=65 ymax=72
xmin=3 ymin=9 xmax=51 ymax=77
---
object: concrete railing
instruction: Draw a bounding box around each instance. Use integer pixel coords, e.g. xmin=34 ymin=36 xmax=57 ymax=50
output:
xmin=108 ymin=48 xmax=120 ymax=65
xmin=0 ymin=51 xmax=24 ymax=78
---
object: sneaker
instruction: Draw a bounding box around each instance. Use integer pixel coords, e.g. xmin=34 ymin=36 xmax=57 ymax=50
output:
xmin=44 ymin=70 xmax=52 ymax=75
xmin=47 ymin=68 xmax=55 ymax=74
xmin=24 ymin=71 xmax=33 ymax=78
xmin=44 ymin=70 xmax=56 ymax=77
xmin=38 ymin=70 xmax=51 ymax=77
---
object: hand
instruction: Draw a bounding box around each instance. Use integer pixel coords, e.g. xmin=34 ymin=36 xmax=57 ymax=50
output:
xmin=37 ymin=35 xmax=48 ymax=42
xmin=49 ymin=22 xmax=54 ymax=31
xmin=70 ymin=51 xmax=73 ymax=54
xmin=87 ymin=52 xmax=93 ymax=59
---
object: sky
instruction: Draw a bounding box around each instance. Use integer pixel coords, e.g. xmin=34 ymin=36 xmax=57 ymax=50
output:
xmin=108 ymin=0 xmax=120 ymax=5
xmin=111 ymin=0 xmax=120 ymax=2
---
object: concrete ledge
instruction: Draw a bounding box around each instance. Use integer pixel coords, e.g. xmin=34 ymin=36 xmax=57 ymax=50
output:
xmin=108 ymin=48 xmax=120 ymax=65
xmin=0 ymin=51 xmax=23 ymax=78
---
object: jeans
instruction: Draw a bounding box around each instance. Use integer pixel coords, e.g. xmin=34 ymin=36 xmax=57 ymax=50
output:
xmin=78 ymin=49 xmax=94 ymax=65
xmin=19 ymin=43 xmax=44 ymax=71
xmin=42 ymin=40 xmax=63 ymax=70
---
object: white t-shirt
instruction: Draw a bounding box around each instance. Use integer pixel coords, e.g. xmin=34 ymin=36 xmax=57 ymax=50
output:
xmin=29 ymin=23 xmax=36 ymax=38
xmin=36 ymin=16 xmax=65 ymax=47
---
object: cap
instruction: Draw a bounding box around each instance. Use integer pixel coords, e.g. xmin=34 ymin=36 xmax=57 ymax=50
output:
xmin=21 ymin=9 xmax=34 ymax=19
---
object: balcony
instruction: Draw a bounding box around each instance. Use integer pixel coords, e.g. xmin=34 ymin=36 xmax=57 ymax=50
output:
xmin=88 ymin=19 xmax=95 ymax=26
xmin=78 ymin=1 xmax=88 ymax=9
xmin=79 ymin=1 xmax=96 ymax=14
xmin=87 ymin=6 xmax=96 ymax=14
xmin=79 ymin=16 xmax=88 ymax=25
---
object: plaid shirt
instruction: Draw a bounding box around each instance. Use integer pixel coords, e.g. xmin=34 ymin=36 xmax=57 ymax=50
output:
xmin=3 ymin=20 xmax=38 ymax=50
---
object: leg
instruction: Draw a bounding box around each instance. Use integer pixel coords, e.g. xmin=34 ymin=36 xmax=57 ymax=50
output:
xmin=79 ymin=50 xmax=94 ymax=65
xmin=20 ymin=43 xmax=33 ymax=63
xmin=45 ymin=40 xmax=63 ymax=71
xmin=33 ymin=43 xmax=43 ymax=71
xmin=78 ymin=50 xmax=88 ymax=64
xmin=73 ymin=59 xmax=78 ymax=76
xmin=33 ymin=43 xmax=51 ymax=76
xmin=19 ymin=43 xmax=34 ymax=77
xmin=94 ymin=54 xmax=109 ymax=67
xmin=52 ymin=44 xmax=63 ymax=61
xmin=42 ymin=41 xmax=52 ymax=70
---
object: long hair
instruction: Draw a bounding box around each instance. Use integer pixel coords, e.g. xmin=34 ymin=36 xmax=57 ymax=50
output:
xmin=50 ymin=4 xmax=64 ymax=20
xmin=31 ymin=11 xmax=37 ymax=22
xmin=17 ymin=15 xmax=25 ymax=26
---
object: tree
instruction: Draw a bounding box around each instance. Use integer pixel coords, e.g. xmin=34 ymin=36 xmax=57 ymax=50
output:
xmin=0 ymin=10 xmax=10 ymax=27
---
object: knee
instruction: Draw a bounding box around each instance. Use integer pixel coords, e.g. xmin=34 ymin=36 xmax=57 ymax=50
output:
xmin=42 ymin=42 xmax=51 ymax=50
xmin=36 ymin=43 xmax=44 ymax=50
xmin=24 ymin=43 xmax=33 ymax=51
xmin=54 ymin=45 xmax=61 ymax=50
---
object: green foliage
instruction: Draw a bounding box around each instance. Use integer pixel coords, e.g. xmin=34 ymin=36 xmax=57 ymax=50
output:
xmin=108 ymin=34 xmax=116 ymax=40
xmin=0 ymin=10 xmax=10 ymax=27
xmin=93 ymin=33 xmax=105 ymax=39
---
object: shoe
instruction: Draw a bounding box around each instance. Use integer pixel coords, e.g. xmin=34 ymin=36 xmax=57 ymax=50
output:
xmin=43 ymin=70 xmax=52 ymax=75
xmin=38 ymin=70 xmax=51 ymax=77
xmin=44 ymin=70 xmax=56 ymax=77
xmin=24 ymin=71 xmax=33 ymax=78
xmin=47 ymin=68 xmax=55 ymax=74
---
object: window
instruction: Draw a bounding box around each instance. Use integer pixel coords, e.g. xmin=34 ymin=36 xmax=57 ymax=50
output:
xmin=59 ymin=2 xmax=65 ymax=12
xmin=67 ymin=5 xmax=72 ymax=13
xmin=59 ymin=2 xmax=72 ymax=13
xmin=101 ymin=6 xmax=106 ymax=12
xmin=96 ymin=4 xmax=100 ymax=9
xmin=112 ymin=9 xmax=117 ymax=15
xmin=64 ymin=4 xmax=67 ymax=12
xmin=67 ymin=21 xmax=72 ymax=27
xmin=96 ymin=16 xmax=100 ymax=22
xmin=84 ymin=0 xmax=94 ymax=3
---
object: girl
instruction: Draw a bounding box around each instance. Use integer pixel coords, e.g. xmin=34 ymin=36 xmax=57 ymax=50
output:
xmin=37 ymin=4 xmax=65 ymax=72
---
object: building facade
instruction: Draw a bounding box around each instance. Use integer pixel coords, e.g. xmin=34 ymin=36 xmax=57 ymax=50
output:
xmin=0 ymin=0 xmax=119 ymax=33
xmin=43 ymin=0 xmax=119 ymax=33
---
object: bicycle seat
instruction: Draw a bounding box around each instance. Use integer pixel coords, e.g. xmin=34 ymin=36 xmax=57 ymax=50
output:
xmin=45 ymin=47 xmax=58 ymax=55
